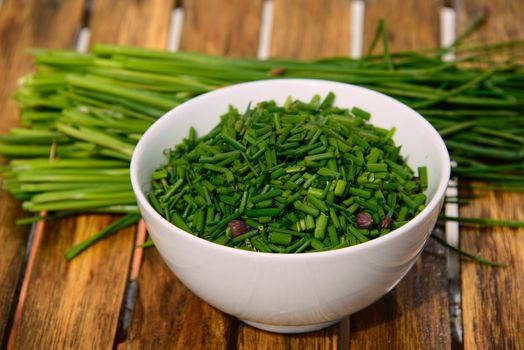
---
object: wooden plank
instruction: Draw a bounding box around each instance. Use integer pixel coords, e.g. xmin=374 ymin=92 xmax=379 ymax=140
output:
xmin=456 ymin=3 xmax=524 ymax=349
xmin=12 ymin=1 xmax=174 ymax=349
xmin=350 ymin=242 xmax=450 ymax=348
xmin=126 ymin=249 xmax=232 ymax=349
xmin=363 ymin=0 xmax=442 ymax=53
xmin=270 ymin=0 xmax=350 ymax=59
xmin=125 ymin=1 xmax=263 ymax=348
xmin=459 ymin=190 xmax=524 ymax=349
xmin=236 ymin=0 xmax=350 ymax=347
xmin=0 ymin=0 xmax=84 ymax=345
xmin=350 ymin=1 xmax=451 ymax=348
xmin=13 ymin=216 xmax=135 ymax=349
xmin=455 ymin=0 xmax=524 ymax=43
xmin=179 ymin=0 xmax=263 ymax=57
xmin=0 ymin=193 xmax=26 ymax=347
xmin=236 ymin=325 xmax=340 ymax=350
xmin=90 ymin=0 xmax=174 ymax=48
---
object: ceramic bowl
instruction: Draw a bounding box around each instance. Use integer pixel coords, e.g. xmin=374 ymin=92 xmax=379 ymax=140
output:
xmin=130 ymin=79 xmax=450 ymax=333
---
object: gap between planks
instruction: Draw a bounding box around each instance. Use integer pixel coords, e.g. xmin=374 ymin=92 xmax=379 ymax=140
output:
xmin=6 ymin=212 xmax=46 ymax=349
xmin=441 ymin=6 xmax=463 ymax=347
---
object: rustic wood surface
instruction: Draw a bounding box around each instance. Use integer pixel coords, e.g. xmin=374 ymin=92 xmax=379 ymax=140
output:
xmin=0 ymin=0 xmax=85 ymax=346
xmin=456 ymin=1 xmax=524 ymax=349
xmin=180 ymin=0 xmax=263 ymax=57
xmin=0 ymin=0 xmax=523 ymax=349
xmin=363 ymin=0 xmax=442 ymax=52
xmin=11 ymin=0 xmax=172 ymax=349
xmin=270 ymin=0 xmax=350 ymax=59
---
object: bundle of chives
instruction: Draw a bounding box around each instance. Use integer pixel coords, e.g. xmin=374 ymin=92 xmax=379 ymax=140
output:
xmin=0 ymin=19 xmax=523 ymax=260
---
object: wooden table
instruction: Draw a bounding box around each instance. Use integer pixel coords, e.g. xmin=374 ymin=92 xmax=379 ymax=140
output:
xmin=1 ymin=0 xmax=523 ymax=349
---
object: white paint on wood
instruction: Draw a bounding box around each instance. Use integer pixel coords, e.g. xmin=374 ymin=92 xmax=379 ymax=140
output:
xmin=441 ymin=7 xmax=462 ymax=344
xmin=440 ymin=7 xmax=456 ymax=62
xmin=75 ymin=28 xmax=91 ymax=53
xmin=257 ymin=0 xmax=274 ymax=59
xmin=167 ymin=7 xmax=184 ymax=52
xmin=350 ymin=0 xmax=365 ymax=58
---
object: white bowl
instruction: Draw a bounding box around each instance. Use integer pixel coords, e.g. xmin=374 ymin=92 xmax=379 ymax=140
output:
xmin=130 ymin=79 xmax=450 ymax=333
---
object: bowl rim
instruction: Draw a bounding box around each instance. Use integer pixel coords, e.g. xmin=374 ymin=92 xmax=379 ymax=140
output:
xmin=130 ymin=78 xmax=451 ymax=259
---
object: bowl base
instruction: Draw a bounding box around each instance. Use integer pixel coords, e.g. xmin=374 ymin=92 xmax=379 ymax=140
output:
xmin=241 ymin=319 xmax=340 ymax=334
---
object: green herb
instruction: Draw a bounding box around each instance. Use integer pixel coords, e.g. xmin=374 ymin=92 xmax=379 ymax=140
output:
xmin=147 ymin=95 xmax=427 ymax=253
xmin=64 ymin=214 xmax=141 ymax=260
xmin=1 ymin=18 xmax=524 ymax=258
xmin=430 ymin=234 xmax=506 ymax=267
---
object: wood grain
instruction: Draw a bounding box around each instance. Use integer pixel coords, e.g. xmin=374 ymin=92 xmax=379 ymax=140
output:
xmin=349 ymin=1 xmax=451 ymax=349
xmin=235 ymin=1 xmax=350 ymax=347
xmin=236 ymin=324 xmax=340 ymax=350
xmin=350 ymin=242 xmax=450 ymax=349
xmin=455 ymin=0 xmax=524 ymax=43
xmin=0 ymin=0 xmax=84 ymax=345
xmin=456 ymin=1 xmax=524 ymax=348
xmin=180 ymin=0 xmax=263 ymax=57
xmin=126 ymin=249 xmax=232 ymax=349
xmin=363 ymin=0 xmax=442 ymax=53
xmin=0 ymin=192 xmax=26 ymax=347
xmin=126 ymin=1 xmax=263 ymax=348
xmin=90 ymin=0 xmax=175 ymax=48
xmin=270 ymin=0 xmax=350 ymax=59
xmin=14 ymin=216 xmax=135 ymax=349
xmin=459 ymin=189 xmax=524 ymax=349
xmin=12 ymin=0 xmax=173 ymax=348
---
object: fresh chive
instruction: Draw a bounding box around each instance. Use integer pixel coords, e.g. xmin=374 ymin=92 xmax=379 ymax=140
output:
xmin=430 ymin=234 xmax=506 ymax=267
xmin=64 ymin=214 xmax=141 ymax=260
xmin=6 ymin=25 xmax=523 ymax=260
xmin=314 ymin=214 xmax=329 ymax=240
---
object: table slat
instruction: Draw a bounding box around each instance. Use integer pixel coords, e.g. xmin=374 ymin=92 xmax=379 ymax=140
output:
xmin=180 ymin=0 xmax=263 ymax=57
xmin=90 ymin=0 xmax=174 ymax=48
xmin=127 ymin=249 xmax=232 ymax=349
xmin=349 ymin=1 xmax=451 ymax=348
xmin=0 ymin=192 xmax=25 ymax=347
xmin=270 ymin=0 xmax=350 ymax=59
xmin=460 ymin=190 xmax=524 ymax=349
xmin=363 ymin=0 xmax=442 ymax=53
xmin=126 ymin=1 xmax=263 ymax=348
xmin=456 ymin=1 xmax=524 ymax=348
xmin=14 ymin=216 xmax=134 ymax=349
xmin=0 ymin=0 xmax=84 ymax=345
xmin=13 ymin=0 xmax=173 ymax=348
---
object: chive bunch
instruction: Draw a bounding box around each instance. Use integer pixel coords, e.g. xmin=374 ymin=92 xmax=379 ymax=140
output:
xmin=0 ymin=19 xmax=523 ymax=259
xmin=148 ymin=94 xmax=427 ymax=253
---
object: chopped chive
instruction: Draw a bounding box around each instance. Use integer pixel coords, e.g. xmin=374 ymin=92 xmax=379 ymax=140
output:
xmin=328 ymin=225 xmax=339 ymax=246
xmin=269 ymin=232 xmax=292 ymax=246
xmin=251 ymin=237 xmax=272 ymax=253
xmin=418 ymin=166 xmax=428 ymax=189
xmin=231 ymin=229 xmax=259 ymax=243
xmin=294 ymin=201 xmax=320 ymax=217
xmin=251 ymin=189 xmax=282 ymax=203
xmin=245 ymin=207 xmax=283 ymax=217
xmin=307 ymin=194 xmax=329 ymax=213
xmin=221 ymin=134 xmax=247 ymax=151
xmin=314 ymin=214 xmax=329 ymax=240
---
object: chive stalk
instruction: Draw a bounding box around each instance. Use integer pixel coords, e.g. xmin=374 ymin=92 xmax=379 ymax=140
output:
xmin=1 ymin=20 xmax=524 ymax=258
